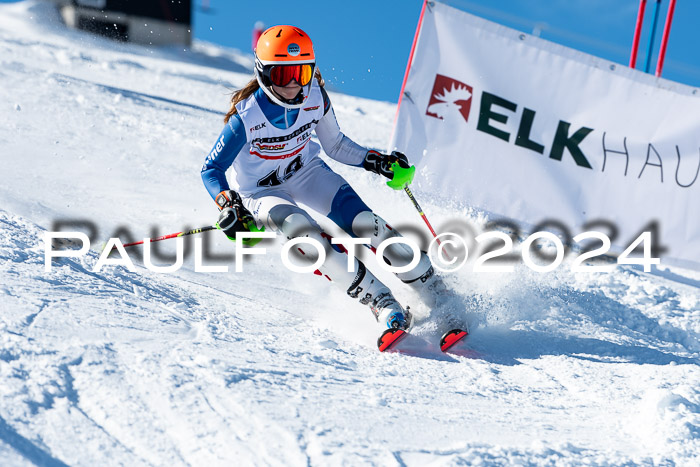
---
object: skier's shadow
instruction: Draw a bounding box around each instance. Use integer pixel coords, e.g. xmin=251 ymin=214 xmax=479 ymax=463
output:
xmin=462 ymin=328 xmax=699 ymax=366
xmin=385 ymin=333 xmax=461 ymax=362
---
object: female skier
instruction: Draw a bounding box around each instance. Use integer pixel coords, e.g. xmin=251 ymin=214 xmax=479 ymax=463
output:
xmin=201 ymin=25 xmax=443 ymax=331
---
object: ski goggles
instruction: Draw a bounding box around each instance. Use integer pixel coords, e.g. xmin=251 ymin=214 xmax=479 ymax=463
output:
xmin=266 ymin=64 xmax=314 ymax=87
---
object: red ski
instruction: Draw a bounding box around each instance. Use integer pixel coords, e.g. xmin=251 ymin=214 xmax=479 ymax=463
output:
xmin=439 ymin=328 xmax=469 ymax=352
xmin=377 ymin=328 xmax=408 ymax=352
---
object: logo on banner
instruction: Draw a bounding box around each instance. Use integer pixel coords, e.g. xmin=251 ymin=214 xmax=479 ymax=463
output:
xmin=426 ymin=74 xmax=473 ymax=122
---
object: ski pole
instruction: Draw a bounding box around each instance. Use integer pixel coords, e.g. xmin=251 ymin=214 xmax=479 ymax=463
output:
xmin=113 ymin=225 xmax=218 ymax=250
xmin=109 ymin=219 xmax=266 ymax=252
xmin=388 ymin=162 xmax=451 ymax=261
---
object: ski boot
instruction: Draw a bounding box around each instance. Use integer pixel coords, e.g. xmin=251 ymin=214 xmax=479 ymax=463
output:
xmin=374 ymin=296 xmax=413 ymax=331
xmin=406 ymin=266 xmax=450 ymax=309
xmin=347 ymin=263 xmax=412 ymax=330
xmin=409 ymin=267 xmax=469 ymax=351
xmin=375 ymin=301 xmax=413 ymax=352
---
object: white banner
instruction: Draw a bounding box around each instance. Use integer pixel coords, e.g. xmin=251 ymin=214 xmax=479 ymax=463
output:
xmin=391 ymin=1 xmax=700 ymax=270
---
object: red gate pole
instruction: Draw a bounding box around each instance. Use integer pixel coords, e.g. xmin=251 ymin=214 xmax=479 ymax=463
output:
xmin=630 ymin=0 xmax=647 ymax=68
xmin=393 ymin=0 xmax=429 ymax=126
xmin=655 ymin=0 xmax=677 ymax=77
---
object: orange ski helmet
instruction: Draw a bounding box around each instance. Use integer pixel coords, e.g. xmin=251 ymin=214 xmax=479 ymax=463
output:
xmin=254 ymin=25 xmax=316 ymax=109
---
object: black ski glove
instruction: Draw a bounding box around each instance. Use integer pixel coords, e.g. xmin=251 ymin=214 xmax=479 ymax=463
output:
xmin=362 ymin=150 xmax=410 ymax=179
xmin=215 ymin=190 xmax=255 ymax=240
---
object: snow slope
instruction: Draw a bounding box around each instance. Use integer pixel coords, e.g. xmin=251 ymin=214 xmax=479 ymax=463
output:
xmin=1 ymin=1 xmax=699 ymax=465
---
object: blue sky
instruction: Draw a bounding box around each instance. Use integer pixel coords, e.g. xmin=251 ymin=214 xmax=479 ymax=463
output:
xmin=189 ymin=0 xmax=700 ymax=102
xmin=4 ymin=0 xmax=699 ymax=102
